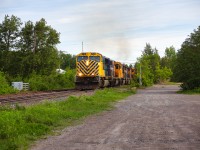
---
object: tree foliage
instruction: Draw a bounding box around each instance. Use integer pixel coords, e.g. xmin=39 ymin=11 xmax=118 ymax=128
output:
xmin=174 ymin=26 xmax=200 ymax=90
xmin=0 ymin=15 xmax=22 ymax=51
xmin=160 ymin=46 xmax=177 ymax=81
xmin=135 ymin=43 xmax=174 ymax=86
xmin=60 ymin=53 xmax=76 ymax=70
xmin=155 ymin=66 xmax=172 ymax=83
xmin=0 ymin=15 xmax=77 ymax=92
xmin=0 ymin=15 xmax=61 ymax=79
xmin=161 ymin=46 xmax=176 ymax=69
xmin=136 ymin=43 xmax=159 ymax=86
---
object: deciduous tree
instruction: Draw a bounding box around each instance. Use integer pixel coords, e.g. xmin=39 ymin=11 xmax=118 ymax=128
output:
xmin=174 ymin=26 xmax=200 ymax=90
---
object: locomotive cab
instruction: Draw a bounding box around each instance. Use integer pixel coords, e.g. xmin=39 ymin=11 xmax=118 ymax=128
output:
xmin=75 ymin=52 xmax=104 ymax=89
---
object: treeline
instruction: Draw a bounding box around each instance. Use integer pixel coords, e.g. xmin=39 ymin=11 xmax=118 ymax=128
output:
xmin=0 ymin=15 xmax=76 ymax=92
xmin=0 ymin=14 xmax=200 ymax=93
xmin=134 ymin=26 xmax=200 ymax=91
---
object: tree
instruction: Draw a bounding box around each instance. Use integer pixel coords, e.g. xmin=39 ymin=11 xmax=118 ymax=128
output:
xmin=135 ymin=43 xmax=175 ymax=86
xmin=155 ymin=66 xmax=172 ymax=83
xmin=142 ymin=44 xmax=160 ymax=83
xmin=0 ymin=15 xmax=22 ymax=51
xmin=136 ymin=58 xmax=154 ymax=86
xmin=161 ymin=46 xmax=176 ymax=69
xmin=19 ymin=21 xmax=35 ymax=52
xmin=160 ymin=46 xmax=176 ymax=81
xmin=174 ymin=26 xmax=200 ymax=90
xmin=60 ymin=53 xmax=76 ymax=70
xmin=0 ymin=15 xmax=22 ymax=73
xmin=32 ymin=18 xmax=60 ymax=52
xmin=142 ymin=43 xmax=154 ymax=55
xmin=135 ymin=44 xmax=161 ymax=86
xmin=0 ymin=16 xmax=61 ymax=78
xmin=19 ymin=18 xmax=60 ymax=77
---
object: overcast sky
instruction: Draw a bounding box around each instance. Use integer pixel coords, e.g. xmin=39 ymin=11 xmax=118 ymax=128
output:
xmin=0 ymin=0 xmax=200 ymax=63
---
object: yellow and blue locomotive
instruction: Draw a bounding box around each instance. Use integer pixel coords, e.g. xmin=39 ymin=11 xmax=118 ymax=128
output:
xmin=75 ymin=52 xmax=134 ymax=90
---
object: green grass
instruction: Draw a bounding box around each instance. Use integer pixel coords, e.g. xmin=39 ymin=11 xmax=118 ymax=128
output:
xmin=177 ymin=88 xmax=200 ymax=94
xmin=0 ymin=87 xmax=135 ymax=150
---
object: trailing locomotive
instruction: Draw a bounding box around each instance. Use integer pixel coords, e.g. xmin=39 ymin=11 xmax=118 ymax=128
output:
xmin=75 ymin=52 xmax=135 ymax=90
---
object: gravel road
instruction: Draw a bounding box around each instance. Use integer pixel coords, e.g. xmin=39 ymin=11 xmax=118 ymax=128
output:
xmin=32 ymin=85 xmax=200 ymax=150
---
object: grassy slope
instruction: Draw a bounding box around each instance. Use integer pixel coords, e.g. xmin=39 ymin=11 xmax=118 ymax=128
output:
xmin=0 ymin=87 xmax=135 ymax=150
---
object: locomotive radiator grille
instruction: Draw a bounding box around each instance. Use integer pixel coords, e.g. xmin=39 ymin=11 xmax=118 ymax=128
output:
xmin=77 ymin=60 xmax=99 ymax=76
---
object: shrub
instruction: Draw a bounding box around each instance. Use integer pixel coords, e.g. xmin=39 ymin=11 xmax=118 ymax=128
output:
xmin=130 ymin=76 xmax=139 ymax=87
xmin=180 ymin=77 xmax=200 ymax=90
xmin=27 ymin=74 xmax=49 ymax=91
xmin=155 ymin=67 xmax=173 ymax=83
xmin=0 ymin=72 xmax=18 ymax=94
xmin=27 ymin=69 xmax=75 ymax=91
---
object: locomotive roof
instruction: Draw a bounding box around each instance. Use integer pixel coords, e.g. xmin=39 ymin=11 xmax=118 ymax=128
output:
xmin=77 ymin=52 xmax=102 ymax=56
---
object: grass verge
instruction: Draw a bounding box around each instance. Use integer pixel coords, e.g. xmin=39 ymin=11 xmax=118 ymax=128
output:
xmin=0 ymin=87 xmax=135 ymax=150
xmin=177 ymin=88 xmax=200 ymax=94
xmin=159 ymin=81 xmax=181 ymax=85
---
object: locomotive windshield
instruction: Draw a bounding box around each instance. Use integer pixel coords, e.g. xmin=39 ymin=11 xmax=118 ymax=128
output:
xmin=89 ymin=56 xmax=100 ymax=62
xmin=115 ymin=64 xmax=119 ymax=69
xmin=77 ymin=56 xmax=88 ymax=62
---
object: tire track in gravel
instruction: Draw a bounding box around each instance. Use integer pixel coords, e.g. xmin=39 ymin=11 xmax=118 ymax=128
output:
xmin=32 ymin=85 xmax=200 ymax=150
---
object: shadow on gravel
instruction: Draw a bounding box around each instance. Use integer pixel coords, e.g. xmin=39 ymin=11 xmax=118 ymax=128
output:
xmin=138 ymin=86 xmax=180 ymax=95
xmin=141 ymin=90 xmax=178 ymax=95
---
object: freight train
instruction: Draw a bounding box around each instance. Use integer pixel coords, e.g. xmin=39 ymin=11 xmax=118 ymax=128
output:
xmin=75 ymin=52 xmax=135 ymax=90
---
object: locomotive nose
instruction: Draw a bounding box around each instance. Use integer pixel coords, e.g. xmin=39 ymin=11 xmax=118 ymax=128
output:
xmin=86 ymin=60 xmax=89 ymax=66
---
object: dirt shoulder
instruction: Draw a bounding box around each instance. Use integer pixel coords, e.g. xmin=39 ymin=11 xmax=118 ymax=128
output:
xmin=31 ymin=85 xmax=200 ymax=150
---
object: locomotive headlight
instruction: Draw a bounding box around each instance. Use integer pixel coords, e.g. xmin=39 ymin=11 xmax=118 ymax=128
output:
xmin=78 ymin=72 xmax=82 ymax=76
xmin=86 ymin=60 xmax=89 ymax=66
xmin=92 ymin=73 xmax=95 ymax=76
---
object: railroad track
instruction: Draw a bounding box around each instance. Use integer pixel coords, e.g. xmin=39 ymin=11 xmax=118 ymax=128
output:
xmin=0 ymin=89 xmax=93 ymax=105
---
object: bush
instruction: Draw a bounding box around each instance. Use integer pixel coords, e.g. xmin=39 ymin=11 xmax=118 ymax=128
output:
xmin=155 ymin=67 xmax=172 ymax=83
xmin=27 ymin=69 xmax=75 ymax=91
xmin=0 ymin=72 xmax=18 ymax=94
xmin=141 ymin=73 xmax=154 ymax=87
xmin=27 ymin=74 xmax=49 ymax=91
xmin=130 ymin=79 xmax=139 ymax=87
xmin=180 ymin=77 xmax=200 ymax=90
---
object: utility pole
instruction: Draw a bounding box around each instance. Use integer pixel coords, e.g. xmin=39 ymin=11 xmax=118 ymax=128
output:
xmin=82 ymin=41 xmax=83 ymax=52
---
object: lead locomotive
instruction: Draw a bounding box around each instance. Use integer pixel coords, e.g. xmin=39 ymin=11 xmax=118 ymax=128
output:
xmin=75 ymin=52 xmax=135 ymax=90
